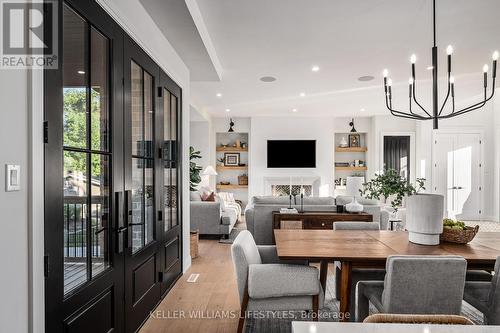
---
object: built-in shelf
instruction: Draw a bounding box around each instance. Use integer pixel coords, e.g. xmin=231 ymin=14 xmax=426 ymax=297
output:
xmin=216 ymin=166 xmax=248 ymax=171
xmin=335 ymin=147 xmax=367 ymax=153
xmin=335 ymin=166 xmax=368 ymax=171
xmin=216 ymin=147 xmax=248 ymax=152
xmin=216 ymin=184 xmax=248 ymax=189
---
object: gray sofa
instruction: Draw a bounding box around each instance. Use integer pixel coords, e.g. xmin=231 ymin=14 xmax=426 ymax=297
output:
xmin=245 ymin=195 xmax=389 ymax=245
xmin=190 ymin=193 xmax=239 ymax=237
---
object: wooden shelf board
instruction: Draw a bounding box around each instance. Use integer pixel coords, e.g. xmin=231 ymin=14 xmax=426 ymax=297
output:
xmin=335 ymin=147 xmax=367 ymax=152
xmin=216 ymin=166 xmax=248 ymax=171
xmin=335 ymin=166 xmax=368 ymax=171
xmin=216 ymin=184 xmax=248 ymax=189
xmin=216 ymin=147 xmax=248 ymax=152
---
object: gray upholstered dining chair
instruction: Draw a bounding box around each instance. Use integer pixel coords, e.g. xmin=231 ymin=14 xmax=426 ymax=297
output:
xmin=356 ymin=255 xmax=467 ymax=322
xmin=333 ymin=221 xmax=385 ymax=321
xmin=231 ymin=230 xmax=323 ymax=333
xmin=463 ymin=256 xmax=500 ymax=325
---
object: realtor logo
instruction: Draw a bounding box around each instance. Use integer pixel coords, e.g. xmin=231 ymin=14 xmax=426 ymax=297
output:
xmin=1 ymin=0 xmax=58 ymax=69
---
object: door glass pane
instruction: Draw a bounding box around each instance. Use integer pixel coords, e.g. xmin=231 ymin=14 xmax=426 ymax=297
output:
xmin=63 ymin=151 xmax=88 ymax=294
xmin=145 ymin=166 xmax=154 ymax=245
xmin=90 ymin=28 xmax=109 ymax=152
xmin=131 ymin=158 xmax=144 ymax=253
xmin=131 ymin=61 xmax=143 ymax=156
xmin=170 ymin=95 xmax=178 ymax=227
xmin=163 ymin=90 xmax=172 ymax=231
xmin=144 ymin=72 xmax=154 ymax=158
xmin=91 ymin=154 xmax=110 ymax=277
xmin=63 ymin=6 xmax=88 ymax=149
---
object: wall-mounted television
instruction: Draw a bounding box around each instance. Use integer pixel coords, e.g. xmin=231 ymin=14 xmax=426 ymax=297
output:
xmin=267 ymin=140 xmax=316 ymax=168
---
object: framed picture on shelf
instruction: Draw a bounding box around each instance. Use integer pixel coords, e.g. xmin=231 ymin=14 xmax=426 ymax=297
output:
xmin=224 ymin=153 xmax=240 ymax=166
xmin=349 ymin=133 xmax=360 ymax=147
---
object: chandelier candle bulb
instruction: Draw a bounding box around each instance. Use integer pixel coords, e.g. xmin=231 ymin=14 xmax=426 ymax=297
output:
xmin=446 ymin=45 xmax=453 ymax=55
xmin=410 ymin=54 xmax=417 ymax=64
xmin=383 ymin=69 xmax=389 ymax=77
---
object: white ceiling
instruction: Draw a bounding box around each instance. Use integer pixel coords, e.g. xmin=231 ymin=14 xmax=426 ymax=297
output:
xmin=146 ymin=0 xmax=500 ymax=118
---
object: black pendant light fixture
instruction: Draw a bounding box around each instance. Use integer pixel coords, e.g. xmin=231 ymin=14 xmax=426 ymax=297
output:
xmin=383 ymin=0 xmax=498 ymax=129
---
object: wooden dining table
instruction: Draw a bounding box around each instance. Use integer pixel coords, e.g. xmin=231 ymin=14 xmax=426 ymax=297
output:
xmin=274 ymin=229 xmax=500 ymax=322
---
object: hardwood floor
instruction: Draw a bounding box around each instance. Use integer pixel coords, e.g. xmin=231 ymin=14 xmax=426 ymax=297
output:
xmin=140 ymin=239 xmax=241 ymax=333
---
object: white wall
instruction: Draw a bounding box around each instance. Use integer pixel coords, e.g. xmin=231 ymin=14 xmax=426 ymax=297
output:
xmin=0 ymin=68 xmax=30 ymax=333
xmin=249 ymin=117 xmax=334 ymax=197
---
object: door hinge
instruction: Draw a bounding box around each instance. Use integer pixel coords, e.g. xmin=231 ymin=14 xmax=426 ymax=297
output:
xmin=43 ymin=121 xmax=48 ymax=143
xmin=158 ymin=271 xmax=164 ymax=282
xmin=158 ymin=87 xmax=163 ymax=98
xmin=122 ymin=77 xmax=125 ymax=86
xmin=158 ymin=210 xmax=163 ymax=221
xmin=44 ymin=255 xmax=49 ymax=278
xmin=158 ymin=147 xmax=163 ymax=159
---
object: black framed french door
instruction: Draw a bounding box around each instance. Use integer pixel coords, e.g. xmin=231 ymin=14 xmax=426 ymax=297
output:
xmin=122 ymin=35 xmax=163 ymax=332
xmin=44 ymin=0 xmax=125 ymax=332
xmin=158 ymin=70 xmax=183 ymax=294
xmin=45 ymin=1 xmax=183 ymax=332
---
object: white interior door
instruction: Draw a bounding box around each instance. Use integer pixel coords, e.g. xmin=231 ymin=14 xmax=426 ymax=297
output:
xmin=433 ymin=132 xmax=482 ymax=220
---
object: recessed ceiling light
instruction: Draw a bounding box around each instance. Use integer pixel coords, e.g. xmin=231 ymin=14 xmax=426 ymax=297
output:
xmin=300 ymin=92 xmax=306 ymax=97
xmin=225 ymin=108 xmax=231 ymax=112
xmin=358 ymin=75 xmax=374 ymax=82
xmin=260 ymin=76 xmax=277 ymax=82
xmin=216 ymin=93 xmax=222 ymax=97
xmin=292 ymin=108 xmax=298 ymax=112
xmin=311 ymin=65 xmax=320 ymax=72
xmin=77 ymin=70 xmax=85 ymax=74
xmin=360 ymin=108 xmax=366 ymax=112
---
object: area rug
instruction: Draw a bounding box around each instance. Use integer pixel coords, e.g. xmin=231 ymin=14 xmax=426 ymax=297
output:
xmin=219 ymin=219 xmax=247 ymax=244
xmin=246 ymin=275 xmax=483 ymax=333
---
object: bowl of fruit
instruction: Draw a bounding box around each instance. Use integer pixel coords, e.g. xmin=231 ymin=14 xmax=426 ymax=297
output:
xmin=440 ymin=218 xmax=479 ymax=244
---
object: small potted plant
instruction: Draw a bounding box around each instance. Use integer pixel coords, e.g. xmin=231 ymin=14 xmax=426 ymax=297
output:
xmin=189 ymin=146 xmax=202 ymax=191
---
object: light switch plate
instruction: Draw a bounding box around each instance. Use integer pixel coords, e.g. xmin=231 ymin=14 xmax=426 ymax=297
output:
xmin=6 ymin=164 xmax=21 ymax=191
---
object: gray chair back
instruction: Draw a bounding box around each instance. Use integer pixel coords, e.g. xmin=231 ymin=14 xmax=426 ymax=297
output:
xmin=382 ymin=255 xmax=467 ymax=315
xmin=488 ymin=256 xmax=500 ymax=324
xmin=334 ymin=222 xmax=380 ymax=230
xmin=231 ymin=230 xmax=262 ymax=304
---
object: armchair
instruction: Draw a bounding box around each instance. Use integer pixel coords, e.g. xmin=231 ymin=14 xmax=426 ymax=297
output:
xmin=231 ymin=230 xmax=323 ymax=333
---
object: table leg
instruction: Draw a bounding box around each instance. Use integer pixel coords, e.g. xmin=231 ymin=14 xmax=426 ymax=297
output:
xmin=340 ymin=261 xmax=352 ymax=322
xmin=319 ymin=260 xmax=328 ymax=296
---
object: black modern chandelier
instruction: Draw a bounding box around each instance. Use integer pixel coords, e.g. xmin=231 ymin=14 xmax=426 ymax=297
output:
xmin=383 ymin=0 xmax=498 ymax=129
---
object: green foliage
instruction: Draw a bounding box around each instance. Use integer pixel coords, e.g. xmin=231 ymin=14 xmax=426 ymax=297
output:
xmin=63 ymin=88 xmax=105 ymax=178
xmin=190 ymin=146 xmax=202 ymax=191
xmin=443 ymin=218 xmax=466 ymax=230
xmin=360 ymin=169 xmax=425 ymax=212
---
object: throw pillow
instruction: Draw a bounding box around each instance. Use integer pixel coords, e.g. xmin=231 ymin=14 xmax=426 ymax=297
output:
xmin=201 ymin=191 xmax=215 ymax=202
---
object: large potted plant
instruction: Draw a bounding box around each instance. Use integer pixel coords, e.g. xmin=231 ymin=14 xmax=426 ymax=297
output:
xmin=189 ymin=146 xmax=202 ymax=191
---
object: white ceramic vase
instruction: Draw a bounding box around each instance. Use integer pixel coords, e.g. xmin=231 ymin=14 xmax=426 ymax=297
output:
xmin=345 ymin=197 xmax=364 ymax=213
xmin=406 ymin=193 xmax=444 ymax=245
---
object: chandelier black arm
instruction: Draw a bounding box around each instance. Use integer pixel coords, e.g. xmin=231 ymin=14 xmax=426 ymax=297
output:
xmin=385 ymin=98 xmax=428 ymax=120
xmin=438 ymin=74 xmax=451 ymax=116
xmin=447 ymin=79 xmax=495 ymax=116
xmin=412 ymin=79 xmax=433 ymax=118
xmin=439 ymin=85 xmax=495 ymax=119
